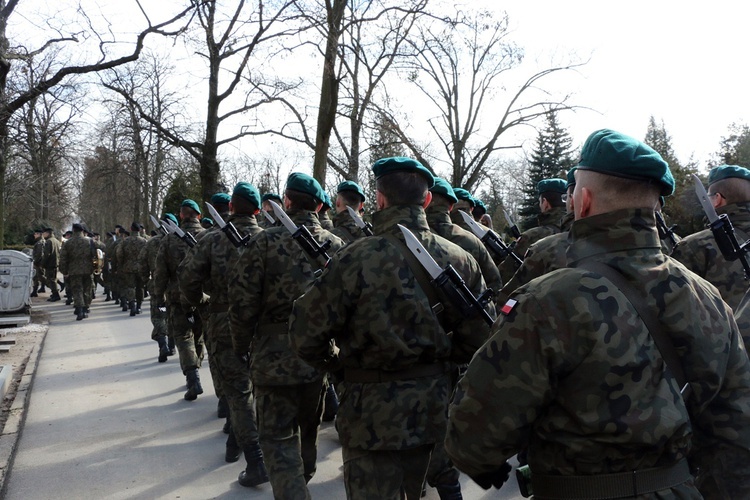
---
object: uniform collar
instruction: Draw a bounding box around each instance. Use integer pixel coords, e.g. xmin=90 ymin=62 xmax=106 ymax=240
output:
xmin=372 ymin=205 xmax=430 ymax=236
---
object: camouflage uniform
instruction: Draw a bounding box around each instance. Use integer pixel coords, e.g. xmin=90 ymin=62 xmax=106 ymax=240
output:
xmin=153 ymin=217 xmax=205 ymax=376
xmin=32 ymin=235 xmax=46 ymax=292
xmin=92 ymin=237 xmax=107 ymax=295
xmin=446 ymin=209 xmax=750 ymax=498
xmin=670 ymin=201 xmax=750 ymax=310
xmin=59 ymin=231 xmax=96 ymax=310
xmin=318 ymin=210 xmax=334 ymax=231
xmin=108 ymin=236 xmax=123 ymax=303
xmin=179 ymin=214 xmax=264 ymax=454
xmin=139 ymin=233 xmax=170 ymax=346
xmin=42 ymin=233 xmax=61 ymax=295
xmin=496 ymin=206 xmax=567 ymax=283
xmin=331 ymin=209 xmax=364 ymax=244
xmin=290 ymin=205 xmax=494 ymax=499
xmin=116 ymin=232 xmax=148 ymax=313
xmin=229 ymin=209 xmax=345 ymax=499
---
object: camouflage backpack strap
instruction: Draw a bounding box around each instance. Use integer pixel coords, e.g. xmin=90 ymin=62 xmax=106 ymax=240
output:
xmin=576 ymin=260 xmax=690 ymax=398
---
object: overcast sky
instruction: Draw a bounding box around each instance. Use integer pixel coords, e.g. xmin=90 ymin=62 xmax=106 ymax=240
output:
xmin=493 ymin=0 xmax=747 ymax=169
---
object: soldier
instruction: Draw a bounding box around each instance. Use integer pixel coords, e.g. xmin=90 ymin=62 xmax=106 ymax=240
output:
xmin=140 ymin=214 xmax=177 ymax=363
xmin=41 ymin=227 xmax=62 ymax=302
xmin=318 ymin=191 xmax=335 ymax=230
xmin=259 ymin=193 xmax=282 ymax=228
xmin=179 ymin=183 xmax=269 ymax=487
xmin=117 ymin=222 xmax=148 ymax=316
xmin=31 ymin=229 xmax=46 ymax=297
xmin=446 ymin=129 xmax=750 ymax=498
xmin=671 ymin=164 xmax=750 ymax=310
xmin=229 ymin=172 xmax=345 ymax=498
xmin=90 ymin=232 xmax=107 ymax=298
xmin=154 ymin=199 xmax=206 ymax=401
xmin=59 ymin=223 xmax=97 ymax=321
xmin=290 ymin=158 xmax=493 ymax=499
xmin=331 ymin=180 xmax=367 ymax=243
xmin=200 ymin=217 xmax=214 ymax=230
xmin=448 ymin=187 xmax=475 ymax=233
xmin=108 ymin=225 xmax=125 ymax=306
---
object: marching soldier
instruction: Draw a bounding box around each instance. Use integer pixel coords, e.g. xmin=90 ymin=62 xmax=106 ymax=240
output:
xmin=117 ymin=223 xmax=148 ymax=316
xmin=42 ymin=227 xmax=62 ymax=302
xmin=331 ymin=180 xmax=367 ymax=243
xmin=59 ymin=223 xmax=97 ymax=321
xmin=31 ymin=229 xmax=46 ymax=297
xmin=259 ymin=193 xmax=282 ymax=228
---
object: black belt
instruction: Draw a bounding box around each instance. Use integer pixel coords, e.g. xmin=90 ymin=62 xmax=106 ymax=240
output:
xmin=531 ymin=458 xmax=692 ymax=499
xmin=344 ymin=362 xmax=449 ymax=384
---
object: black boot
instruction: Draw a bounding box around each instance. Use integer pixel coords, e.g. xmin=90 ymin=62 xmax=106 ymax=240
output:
xmin=157 ymin=336 xmax=169 ymax=363
xmin=184 ymin=368 xmax=203 ymax=401
xmin=217 ymin=396 xmax=229 ymax=419
xmin=65 ymin=297 xmax=73 ymax=305
xmin=38 ymin=285 xmax=46 ymax=293
xmin=76 ymin=308 xmax=85 ymax=321
xmin=83 ymin=307 xmax=89 ymax=318
xmin=105 ymin=291 xmax=111 ymax=301
xmin=223 ymin=417 xmax=231 ymax=434
xmin=168 ymin=337 xmax=176 ymax=356
xmin=114 ymin=298 xmax=120 ymax=305
xmin=322 ymin=383 xmax=339 ymax=422
xmin=73 ymin=306 xmax=81 ymax=316
xmin=238 ymin=443 xmax=269 ymax=487
xmin=47 ymin=292 xmax=61 ymax=302
xmin=30 ymin=290 xmax=38 ymax=297
xmin=57 ymin=280 xmax=65 ymax=292
xmin=436 ymin=483 xmax=462 ymax=500
xmin=129 ymin=301 xmax=137 ymax=317
xmin=136 ymin=301 xmax=142 ymax=314
xmin=122 ymin=301 xmax=129 ymax=312
xmin=225 ymin=430 xmax=241 ymax=463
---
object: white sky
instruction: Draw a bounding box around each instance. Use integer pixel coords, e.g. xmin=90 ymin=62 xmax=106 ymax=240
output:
xmin=494 ymin=0 xmax=749 ymax=169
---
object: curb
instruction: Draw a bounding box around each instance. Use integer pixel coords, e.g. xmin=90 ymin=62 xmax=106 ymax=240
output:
xmin=0 ymin=322 xmax=49 ymax=498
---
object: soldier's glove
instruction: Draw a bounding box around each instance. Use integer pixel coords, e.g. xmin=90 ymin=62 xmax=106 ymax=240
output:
xmin=157 ymin=303 xmax=167 ymax=314
xmin=186 ymin=310 xmax=196 ymax=324
xmin=471 ymin=461 xmax=512 ymax=490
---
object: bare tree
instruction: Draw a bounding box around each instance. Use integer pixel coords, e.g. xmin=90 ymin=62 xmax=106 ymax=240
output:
xmin=0 ymin=0 xmax=195 ymax=246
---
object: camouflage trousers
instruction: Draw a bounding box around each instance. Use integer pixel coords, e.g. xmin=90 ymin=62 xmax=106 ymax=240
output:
xmin=207 ymin=312 xmax=259 ymax=447
xmin=343 ymin=444 xmax=434 ymax=500
xmin=68 ymin=274 xmax=93 ymax=307
xmin=43 ymin=267 xmax=59 ymax=294
xmin=119 ymin=272 xmax=143 ymax=304
xmin=255 ymin=379 xmax=326 ymax=500
xmin=167 ymin=302 xmax=204 ymax=374
xmin=33 ymin=265 xmax=45 ymax=289
xmin=149 ymin=298 xmax=169 ymax=341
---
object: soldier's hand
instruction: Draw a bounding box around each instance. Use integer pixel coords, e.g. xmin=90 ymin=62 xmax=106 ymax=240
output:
xmin=470 ymin=461 xmax=512 ymax=490
xmin=186 ymin=310 xmax=196 ymax=324
xmin=157 ymin=303 xmax=167 ymax=314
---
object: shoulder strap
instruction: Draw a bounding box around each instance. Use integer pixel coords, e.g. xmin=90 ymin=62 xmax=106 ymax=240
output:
xmin=576 ymin=260 xmax=688 ymax=392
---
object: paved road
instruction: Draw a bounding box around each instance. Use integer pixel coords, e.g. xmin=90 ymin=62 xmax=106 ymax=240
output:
xmin=5 ymin=296 xmax=523 ymax=499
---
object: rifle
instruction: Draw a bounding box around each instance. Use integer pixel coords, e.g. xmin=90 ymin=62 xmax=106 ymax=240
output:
xmin=269 ymin=200 xmax=333 ymax=268
xmin=205 ymin=202 xmax=253 ymax=248
xmin=459 ymin=210 xmax=523 ymax=267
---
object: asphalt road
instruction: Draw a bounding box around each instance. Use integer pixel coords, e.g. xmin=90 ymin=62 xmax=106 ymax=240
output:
xmin=4 ymin=296 xmax=523 ymax=500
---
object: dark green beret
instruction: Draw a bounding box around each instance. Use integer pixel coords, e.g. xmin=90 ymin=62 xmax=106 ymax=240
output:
xmin=576 ymin=129 xmax=674 ymax=196
xmin=321 ymin=191 xmax=332 ymax=208
xmin=201 ymin=218 xmax=214 ymax=227
xmin=537 ymin=178 xmax=567 ymax=195
xmin=337 ymin=180 xmax=366 ymax=202
xmin=452 ymin=187 xmax=475 ymax=207
xmin=72 ymin=223 xmax=84 ymax=232
xmin=429 ymin=177 xmax=458 ymax=204
xmin=211 ymin=192 xmax=231 ymax=206
xmin=286 ymin=172 xmax=326 ymax=203
xmin=162 ymin=213 xmax=178 ymax=225
xmin=233 ymin=182 xmax=261 ymax=208
xmin=473 ymin=199 xmax=487 ymax=216
xmin=707 ymin=164 xmax=750 ymax=186
xmin=566 ymin=168 xmax=577 ymax=189
xmin=371 ymin=157 xmax=435 ymax=188
xmin=181 ymin=199 xmax=201 ymax=215
xmin=261 ymin=193 xmax=282 ymax=203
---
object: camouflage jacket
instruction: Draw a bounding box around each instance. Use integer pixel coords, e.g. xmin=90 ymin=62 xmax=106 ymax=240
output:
xmin=43 ymin=235 xmax=61 ymax=269
xmin=32 ymin=238 xmax=45 ymax=266
xmin=426 ymin=203 xmax=503 ymax=298
xmin=318 ymin=210 xmax=334 ymax=230
xmin=446 ymin=209 xmax=750 ymax=496
xmin=116 ymin=234 xmax=147 ymax=274
xmin=331 ymin=209 xmax=364 ymax=244
xmin=290 ymin=205 xmax=494 ymax=451
xmin=228 ymin=209 xmax=345 ymax=386
xmin=153 ymin=217 xmax=204 ymax=305
xmin=138 ymin=234 xmax=163 ymax=291
xmin=497 ymin=206 xmax=567 ymax=284
xmin=179 ymin=214 xmax=263 ymax=316
xmin=670 ymin=201 xmax=750 ymax=310
xmin=59 ymin=232 xmax=96 ymax=276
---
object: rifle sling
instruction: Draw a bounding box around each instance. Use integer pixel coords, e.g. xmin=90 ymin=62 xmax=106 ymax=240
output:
xmin=576 ymin=260 xmax=688 ymax=391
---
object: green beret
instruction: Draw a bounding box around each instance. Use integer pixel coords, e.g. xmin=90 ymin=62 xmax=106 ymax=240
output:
xmin=261 ymin=193 xmax=282 ymax=203
xmin=337 ymin=180 xmax=366 ymax=202
xmin=429 ymin=177 xmax=458 ymax=204
xmin=321 ymin=191 xmax=332 ymax=208
xmin=473 ymin=199 xmax=487 ymax=216
xmin=566 ymin=168 xmax=577 ymax=189
xmin=371 ymin=157 xmax=435 ymax=188
xmin=181 ymin=199 xmax=201 ymax=215
xmin=576 ymin=129 xmax=674 ymax=196
xmin=201 ymin=218 xmax=214 ymax=227
xmin=707 ymin=164 xmax=750 ymax=186
xmin=452 ymin=187 xmax=475 ymax=207
xmin=233 ymin=182 xmax=261 ymax=208
xmin=286 ymin=172 xmax=326 ymax=203
xmin=162 ymin=213 xmax=178 ymax=225
xmin=537 ymin=178 xmax=567 ymax=195
xmin=211 ymin=192 xmax=231 ymax=206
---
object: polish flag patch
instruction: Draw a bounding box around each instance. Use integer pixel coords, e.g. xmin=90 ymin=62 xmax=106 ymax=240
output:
xmin=500 ymin=299 xmax=518 ymax=316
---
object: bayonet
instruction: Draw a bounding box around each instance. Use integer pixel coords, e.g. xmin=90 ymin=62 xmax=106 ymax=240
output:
xmin=503 ymin=209 xmax=521 ymax=238
xmin=150 ymin=214 xmax=168 ymax=236
xmin=693 ymin=174 xmax=750 ymax=278
xmin=398 ymin=224 xmax=494 ymax=326
xmin=262 ymin=210 xmax=277 ymax=226
xmin=163 ymin=219 xmax=197 ymax=248
xmin=460 ymin=210 xmax=523 ymax=267
xmin=269 ymin=200 xmax=333 ymax=268
xmin=654 ymin=211 xmax=678 ymax=251
xmin=346 ymin=206 xmax=373 ymax=237
xmin=205 ymin=202 xmax=250 ymax=248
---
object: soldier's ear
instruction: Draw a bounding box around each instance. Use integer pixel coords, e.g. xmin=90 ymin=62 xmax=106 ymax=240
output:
xmin=422 ymin=191 xmax=433 ymax=209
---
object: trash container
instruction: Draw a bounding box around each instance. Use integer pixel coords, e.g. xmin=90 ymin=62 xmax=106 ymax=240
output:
xmin=0 ymin=250 xmax=33 ymax=326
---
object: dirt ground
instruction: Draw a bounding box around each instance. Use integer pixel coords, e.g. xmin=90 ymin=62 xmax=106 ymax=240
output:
xmin=0 ymin=309 xmax=48 ymax=434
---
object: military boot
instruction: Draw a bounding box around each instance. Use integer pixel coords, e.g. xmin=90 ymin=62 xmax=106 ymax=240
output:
xmin=65 ymin=297 xmax=73 ymax=306
xmin=37 ymin=285 xmax=46 ymax=293
xmin=157 ymin=336 xmax=169 ymax=363
xmin=238 ymin=443 xmax=269 ymax=487
xmin=47 ymin=292 xmax=61 ymax=302
xmin=114 ymin=297 xmax=120 ymax=305
xmin=225 ymin=430 xmax=241 ymax=463
xmin=168 ymin=337 xmax=176 ymax=356
xmin=322 ymin=383 xmax=339 ymax=422
xmin=83 ymin=307 xmax=90 ymax=319
xmin=104 ymin=290 xmax=111 ymax=301
xmin=129 ymin=301 xmax=137 ymax=317
xmin=76 ymin=308 xmax=85 ymax=321
xmin=122 ymin=300 xmax=129 ymax=312
xmin=436 ymin=483 xmax=462 ymax=500
xmin=184 ymin=368 xmax=203 ymax=401
xmin=73 ymin=306 xmax=81 ymax=316
xmin=136 ymin=301 xmax=142 ymax=314
xmin=30 ymin=289 xmax=38 ymax=297
xmin=217 ymin=396 xmax=229 ymax=419
xmin=57 ymin=280 xmax=65 ymax=292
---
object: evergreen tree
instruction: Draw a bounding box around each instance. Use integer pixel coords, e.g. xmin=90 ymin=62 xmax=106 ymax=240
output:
xmin=518 ymin=111 xmax=575 ymax=229
xmin=717 ymin=123 xmax=750 ymax=167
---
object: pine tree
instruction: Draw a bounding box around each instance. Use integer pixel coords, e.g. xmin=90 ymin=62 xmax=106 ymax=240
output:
xmin=517 ymin=111 xmax=575 ymax=229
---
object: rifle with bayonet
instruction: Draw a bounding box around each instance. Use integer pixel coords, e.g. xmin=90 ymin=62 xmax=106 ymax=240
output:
xmin=205 ymin=202 xmax=253 ymax=248
xmin=459 ymin=210 xmax=523 ymax=267
xmin=262 ymin=210 xmax=278 ymax=227
xmin=654 ymin=211 xmax=679 ymax=251
xmin=346 ymin=206 xmax=373 ymax=237
xmin=269 ymin=200 xmax=334 ymax=268
xmin=693 ymin=174 xmax=750 ymax=278
xmin=503 ymin=209 xmax=521 ymax=239
xmin=162 ymin=218 xmax=197 ymax=248
xmin=398 ymin=224 xmax=494 ymax=326
xmin=149 ymin=214 xmax=169 ymax=236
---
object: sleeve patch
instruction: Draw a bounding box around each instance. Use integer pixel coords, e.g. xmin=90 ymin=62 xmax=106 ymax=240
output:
xmin=500 ymin=298 xmax=518 ymax=316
